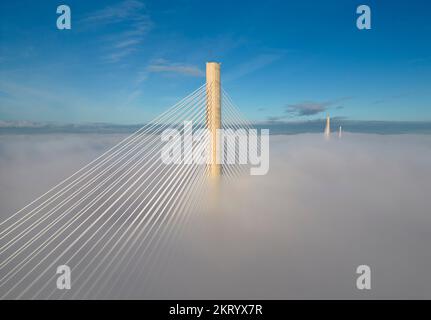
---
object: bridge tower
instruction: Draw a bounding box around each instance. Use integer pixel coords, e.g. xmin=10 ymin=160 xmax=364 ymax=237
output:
xmin=324 ymin=114 xmax=331 ymax=139
xmin=206 ymin=62 xmax=221 ymax=178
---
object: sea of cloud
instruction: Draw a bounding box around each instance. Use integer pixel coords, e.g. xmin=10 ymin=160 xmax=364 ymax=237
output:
xmin=1 ymin=133 xmax=430 ymax=299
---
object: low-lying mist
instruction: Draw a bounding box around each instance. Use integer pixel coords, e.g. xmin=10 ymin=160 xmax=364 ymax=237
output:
xmin=1 ymin=133 xmax=430 ymax=299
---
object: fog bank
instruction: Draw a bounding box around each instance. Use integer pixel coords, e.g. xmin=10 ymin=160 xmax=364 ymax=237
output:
xmin=1 ymin=133 xmax=430 ymax=299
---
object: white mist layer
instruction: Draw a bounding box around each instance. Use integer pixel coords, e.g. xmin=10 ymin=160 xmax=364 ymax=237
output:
xmin=1 ymin=133 xmax=430 ymax=299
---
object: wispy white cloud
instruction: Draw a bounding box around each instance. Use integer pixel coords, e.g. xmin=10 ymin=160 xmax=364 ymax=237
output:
xmin=286 ymin=101 xmax=334 ymax=116
xmin=122 ymin=88 xmax=143 ymax=106
xmin=80 ymin=0 xmax=146 ymax=26
xmin=266 ymin=97 xmax=352 ymax=122
xmin=80 ymin=0 xmax=152 ymax=63
xmin=114 ymin=38 xmax=141 ymax=49
xmin=224 ymin=52 xmax=285 ymax=82
xmin=285 ymin=97 xmax=352 ymax=117
xmin=104 ymin=47 xmax=138 ymax=63
xmin=146 ymin=59 xmax=204 ymax=77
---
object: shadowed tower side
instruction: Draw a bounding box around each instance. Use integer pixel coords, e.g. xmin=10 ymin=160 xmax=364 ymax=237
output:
xmin=206 ymin=62 xmax=221 ymax=178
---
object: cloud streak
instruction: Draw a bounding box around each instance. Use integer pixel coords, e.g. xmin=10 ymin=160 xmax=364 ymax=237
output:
xmin=286 ymin=101 xmax=332 ymax=116
xmin=285 ymin=97 xmax=351 ymax=117
xmin=146 ymin=60 xmax=204 ymax=77
xmin=80 ymin=0 xmax=152 ymax=63
xmin=265 ymin=97 xmax=351 ymax=122
xmin=80 ymin=0 xmax=146 ymax=26
xmin=224 ymin=52 xmax=284 ymax=82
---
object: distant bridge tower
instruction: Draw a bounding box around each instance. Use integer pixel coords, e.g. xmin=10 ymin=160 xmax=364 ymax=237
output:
xmin=206 ymin=62 xmax=221 ymax=178
xmin=324 ymin=114 xmax=331 ymax=139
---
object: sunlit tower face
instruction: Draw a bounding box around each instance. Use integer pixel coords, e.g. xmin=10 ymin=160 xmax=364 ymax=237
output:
xmin=206 ymin=62 xmax=222 ymax=178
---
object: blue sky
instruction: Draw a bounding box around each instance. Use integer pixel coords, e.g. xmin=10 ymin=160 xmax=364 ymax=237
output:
xmin=0 ymin=0 xmax=430 ymax=124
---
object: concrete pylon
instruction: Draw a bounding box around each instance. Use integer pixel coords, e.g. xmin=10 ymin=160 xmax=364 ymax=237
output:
xmin=324 ymin=115 xmax=330 ymax=139
xmin=206 ymin=62 xmax=221 ymax=178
